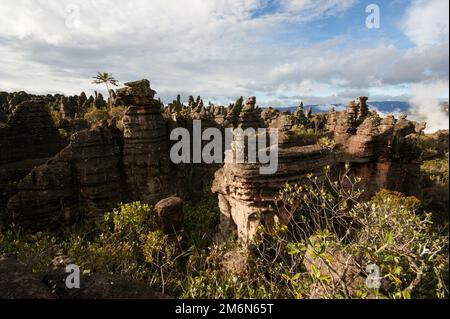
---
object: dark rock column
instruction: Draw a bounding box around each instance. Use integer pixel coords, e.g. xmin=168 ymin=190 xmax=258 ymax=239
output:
xmin=120 ymin=79 xmax=171 ymax=203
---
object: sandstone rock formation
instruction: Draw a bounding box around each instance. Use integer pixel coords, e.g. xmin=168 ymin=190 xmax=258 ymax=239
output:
xmin=0 ymin=99 xmax=65 ymax=207
xmin=212 ymin=98 xmax=336 ymax=242
xmin=0 ymin=83 xmax=429 ymax=245
xmin=212 ymin=144 xmax=334 ymax=242
xmin=121 ymin=79 xmax=171 ymax=203
xmin=328 ymin=98 xmax=424 ymax=198
xmin=3 ymin=80 xmax=215 ymax=230
xmin=7 ymin=124 xmax=124 ymax=230
xmin=212 ymin=97 xmax=425 ymax=242
xmin=154 ymin=196 xmax=184 ymax=233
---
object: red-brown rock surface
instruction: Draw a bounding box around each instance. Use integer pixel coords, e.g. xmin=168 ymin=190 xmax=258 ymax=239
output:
xmin=0 ymin=85 xmax=429 ymax=242
xmin=121 ymin=80 xmax=171 ymax=203
xmin=154 ymin=196 xmax=184 ymax=233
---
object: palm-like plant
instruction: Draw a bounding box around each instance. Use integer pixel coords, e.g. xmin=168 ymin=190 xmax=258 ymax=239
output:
xmin=92 ymin=72 xmax=119 ymax=109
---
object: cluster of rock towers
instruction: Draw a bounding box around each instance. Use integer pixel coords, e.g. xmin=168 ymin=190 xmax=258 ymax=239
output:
xmin=1 ymin=80 xmax=425 ymax=241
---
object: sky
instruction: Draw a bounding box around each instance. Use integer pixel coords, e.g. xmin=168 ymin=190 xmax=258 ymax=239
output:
xmin=0 ymin=0 xmax=448 ymax=114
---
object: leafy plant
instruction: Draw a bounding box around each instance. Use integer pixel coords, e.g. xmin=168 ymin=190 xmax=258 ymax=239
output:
xmin=84 ymin=107 xmax=109 ymax=125
xmin=1 ymin=172 xmax=447 ymax=299
xmin=51 ymin=110 xmax=62 ymax=125
xmin=92 ymin=72 xmax=119 ymax=109
xmin=58 ymin=128 xmax=71 ymax=140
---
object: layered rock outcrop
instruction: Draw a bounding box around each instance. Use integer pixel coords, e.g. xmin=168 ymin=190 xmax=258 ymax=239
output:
xmin=120 ymin=79 xmax=171 ymax=203
xmin=212 ymin=144 xmax=333 ymax=242
xmin=4 ymin=80 xmax=214 ymax=230
xmin=212 ymin=100 xmax=335 ymax=242
xmin=7 ymin=124 xmax=123 ymax=230
xmin=0 ymin=99 xmax=65 ymax=207
xmin=328 ymin=98 xmax=424 ymax=198
xmin=212 ymin=97 xmax=425 ymax=242
xmin=1 ymin=83 xmax=429 ymax=244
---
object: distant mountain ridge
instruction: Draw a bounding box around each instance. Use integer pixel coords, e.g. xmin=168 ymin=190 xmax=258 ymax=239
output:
xmin=276 ymin=101 xmax=411 ymax=114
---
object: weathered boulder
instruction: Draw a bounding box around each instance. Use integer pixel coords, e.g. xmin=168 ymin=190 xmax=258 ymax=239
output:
xmin=154 ymin=196 xmax=184 ymax=233
xmin=0 ymin=256 xmax=167 ymax=299
xmin=43 ymin=256 xmax=168 ymax=299
xmin=0 ymin=256 xmax=54 ymax=299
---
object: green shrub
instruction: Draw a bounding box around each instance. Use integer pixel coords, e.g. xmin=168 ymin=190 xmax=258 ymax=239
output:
xmin=351 ymin=191 xmax=447 ymax=298
xmin=422 ymin=156 xmax=449 ymax=186
xmin=1 ymin=176 xmax=447 ymax=299
xmin=184 ymin=185 xmax=220 ymax=248
xmin=50 ymin=110 xmax=61 ymax=124
xmin=291 ymin=125 xmax=317 ymax=138
xmin=270 ymin=169 xmax=448 ymax=299
xmin=84 ymin=107 xmax=109 ymax=125
xmin=58 ymin=128 xmax=71 ymax=140
xmin=108 ymin=202 xmax=154 ymax=236
xmin=110 ymin=106 xmax=126 ymax=119
xmin=317 ymin=136 xmax=336 ymax=149
xmin=370 ymin=189 xmax=422 ymax=212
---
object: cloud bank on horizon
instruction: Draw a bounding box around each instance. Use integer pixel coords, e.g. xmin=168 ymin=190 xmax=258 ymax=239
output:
xmin=0 ymin=0 xmax=448 ymax=130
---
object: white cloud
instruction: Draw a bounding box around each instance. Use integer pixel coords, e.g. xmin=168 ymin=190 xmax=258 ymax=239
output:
xmin=401 ymin=0 xmax=449 ymax=46
xmin=280 ymin=0 xmax=357 ymax=20
xmin=0 ymin=0 xmax=448 ymax=117
xmin=408 ymin=80 xmax=449 ymax=133
xmin=0 ymin=0 xmax=361 ymax=98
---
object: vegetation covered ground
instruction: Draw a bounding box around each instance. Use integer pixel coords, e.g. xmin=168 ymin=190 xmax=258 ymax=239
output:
xmin=1 ymin=164 xmax=448 ymax=299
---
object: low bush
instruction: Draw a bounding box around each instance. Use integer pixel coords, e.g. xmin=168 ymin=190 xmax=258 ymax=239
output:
xmin=421 ymin=154 xmax=449 ymax=228
xmin=266 ymin=168 xmax=448 ymax=299
xmin=183 ymin=185 xmax=220 ymax=248
xmin=58 ymin=128 xmax=71 ymax=140
xmin=1 ymin=170 xmax=447 ymax=299
xmin=50 ymin=110 xmax=61 ymax=125
xmin=422 ymin=155 xmax=449 ymax=186
xmin=84 ymin=107 xmax=109 ymax=125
